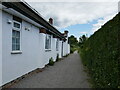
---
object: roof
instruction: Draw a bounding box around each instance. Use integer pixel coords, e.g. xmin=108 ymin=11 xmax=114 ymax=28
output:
xmin=1 ymin=0 xmax=66 ymax=40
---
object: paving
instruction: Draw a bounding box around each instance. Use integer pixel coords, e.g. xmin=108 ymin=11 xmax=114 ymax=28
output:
xmin=11 ymin=51 xmax=90 ymax=88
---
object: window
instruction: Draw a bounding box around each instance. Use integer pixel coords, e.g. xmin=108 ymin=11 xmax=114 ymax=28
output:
xmin=13 ymin=21 xmax=21 ymax=30
xmin=56 ymin=39 xmax=59 ymax=51
xmin=14 ymin=22 xmax=21 ymax=29
xmin=45 ymin=34 xmax=51 ymax=50
xmin=12 ymin=20 xmax=21 ymax=51
xmin=12 ymin=30 xmax=20 ymax=51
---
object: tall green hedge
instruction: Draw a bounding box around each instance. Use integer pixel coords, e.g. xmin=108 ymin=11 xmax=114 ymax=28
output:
xmin=80 ymin=13 xmax=120 ymax=88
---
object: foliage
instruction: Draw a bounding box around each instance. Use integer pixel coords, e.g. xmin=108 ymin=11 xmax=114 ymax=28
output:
xmin=79 ymin=35 xmax=88 ymax=48
xmin=70 ymin=46 xmax=77 ymax=53
xmin=79 ymin=13 xmax=120 ymax=88
xmin=68 ymin=35 xmax=79 ymax=53
xmin=48 ymin=57 xmax=55 ymax=66
xmin=68 ymin=35 xmax=78 ymax=45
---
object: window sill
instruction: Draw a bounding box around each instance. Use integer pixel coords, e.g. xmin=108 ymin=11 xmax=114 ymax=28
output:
xmin=11 ymin=51 xmax=22 ymax=54
xmin=45 ymin=49 xmax=51 ymax=52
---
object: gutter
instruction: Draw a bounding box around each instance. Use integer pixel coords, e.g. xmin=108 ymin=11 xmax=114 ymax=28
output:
xmin=1 ymin=1 xmax=66 ymax=40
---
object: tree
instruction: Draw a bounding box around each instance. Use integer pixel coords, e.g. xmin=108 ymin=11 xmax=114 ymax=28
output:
xmin=68 ymin=35 xmax=79 ymax=53
xmin=68 ymin=35 xmax=78 ymax=45
xmin=79 ymin=35 xmax=87 ymax=47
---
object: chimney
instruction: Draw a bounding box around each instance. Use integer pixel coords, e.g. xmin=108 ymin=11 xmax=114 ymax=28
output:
xmin=64 ymin=30 xmax=69 ymax=37
xmin=49 ymin=18 xmax=53 ymax=25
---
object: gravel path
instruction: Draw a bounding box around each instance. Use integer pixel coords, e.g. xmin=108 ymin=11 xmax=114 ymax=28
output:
xmin=11 ymin=51 xmax=90 ymax=88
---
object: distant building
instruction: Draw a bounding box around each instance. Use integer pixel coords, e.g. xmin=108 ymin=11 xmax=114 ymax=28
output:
xmin=0 ymin=1 xmax=70 ymax=86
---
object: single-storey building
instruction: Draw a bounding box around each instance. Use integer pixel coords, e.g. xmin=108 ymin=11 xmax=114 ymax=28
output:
xmin=0 ymin=0 xmax=70 ymax=86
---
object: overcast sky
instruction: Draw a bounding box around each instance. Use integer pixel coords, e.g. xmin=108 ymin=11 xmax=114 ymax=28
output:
xmin=25 ymin=0 xmax=119 ymax=39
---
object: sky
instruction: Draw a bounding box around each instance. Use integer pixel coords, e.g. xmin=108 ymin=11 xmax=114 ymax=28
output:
xmin=24 ymin=0 xmax=119 ymax=39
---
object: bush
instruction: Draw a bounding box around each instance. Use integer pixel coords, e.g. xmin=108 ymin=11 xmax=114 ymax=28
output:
xmin=79 ymin=13 xmax=120 ymax=88
xmin=48 ymin=57 xmax=54 ymax=66
xmin=70 ymin=48 xmax=75 ymax=53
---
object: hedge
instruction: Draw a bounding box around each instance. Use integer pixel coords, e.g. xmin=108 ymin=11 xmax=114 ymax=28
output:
xmin=79 ymin=13 xmax=120 ymax=88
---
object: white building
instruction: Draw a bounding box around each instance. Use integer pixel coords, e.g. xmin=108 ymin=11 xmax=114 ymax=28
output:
xmin=0 ymin=1 xmax=70 ymax=86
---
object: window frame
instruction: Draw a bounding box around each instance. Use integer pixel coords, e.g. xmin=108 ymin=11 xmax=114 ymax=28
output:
xmin=12 ymin=20 xmax=21 ymax=30
xmin=45 ymin=34 xmax=51 ymax=51
xmin=11 ymin=20 xmax=22 ymax=53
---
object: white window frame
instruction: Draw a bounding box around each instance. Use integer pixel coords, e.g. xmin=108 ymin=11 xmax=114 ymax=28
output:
xmin=45 ymin=34 xmax=51 ymax=50
xmin=12 ymin=20 xmax=21 ymax=30
xmin=11 ymin=20 xmax=22 ymax=54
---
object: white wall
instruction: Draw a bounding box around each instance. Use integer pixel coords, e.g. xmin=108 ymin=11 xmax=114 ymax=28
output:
xmin=40 ymin=35 xmax=58 ymax=65
xmin=63 ymin=41 xmax=68 ymax=56
xmin=37 ymin=33 xmax=45 ymax=68
xmin=51 ymin=37 xmax=57 ymax=61
xmin=1 ymin=10 xmax=70 ymax=86
xmin=0 ymin=9 xmax=2 ymax=87
xmin=68 ymin=44 xmax=70 ymax=54
xmin=62 ymin=40 xmax=70 ymax=56
xmin=58 ymin=41 xmax=62 ymax=58
xmin=2 ymin=11 xmax=41 ymax=85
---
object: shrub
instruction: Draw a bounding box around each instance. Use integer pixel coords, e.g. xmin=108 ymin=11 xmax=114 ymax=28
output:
xmin=70 ymin=47 xmax=75 ymax=53
xmin=70 ymin=45 xmax=77 ymax=53
xmin=48 ymin=57 xmax=54 ymax=66
xmin=79 ymin=13 xmax=120 ymax=88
